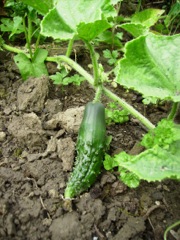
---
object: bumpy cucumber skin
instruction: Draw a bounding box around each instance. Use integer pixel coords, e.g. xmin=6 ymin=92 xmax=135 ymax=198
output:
xmin=64 ymin=102 xmax=106 ymax=199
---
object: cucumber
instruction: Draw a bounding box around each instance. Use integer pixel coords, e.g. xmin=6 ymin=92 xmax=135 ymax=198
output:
xmin=64 ymin=102 xmax=106 ymax=198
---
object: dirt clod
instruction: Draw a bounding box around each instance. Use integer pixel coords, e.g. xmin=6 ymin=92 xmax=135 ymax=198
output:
xmin=112 ymin=216 xmax=145 ymax=240
xmin=17 ymin=76 xmax=49 ymax=113
xmin=8 ymin=112 xmax=46 ymax=150
xmin=50 ymin=212 xmax=83 ymax=240
xmin=57 ymin=137 xmax=75 ymax=171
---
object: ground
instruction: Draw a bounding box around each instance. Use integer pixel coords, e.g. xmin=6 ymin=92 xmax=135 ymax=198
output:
xmin=0 ymin=44 xmax=180 ymax=240
xmin=0 ymin=0 xmax=180 ymax=237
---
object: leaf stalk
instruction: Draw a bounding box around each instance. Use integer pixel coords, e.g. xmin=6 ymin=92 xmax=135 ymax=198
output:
xmin=66 ymin=38 xmax=74 ymax=57
xmin=84 ymin=41 xmax=99 ymax=86
xmin=167 ymin=102 xmax=179 ymax=121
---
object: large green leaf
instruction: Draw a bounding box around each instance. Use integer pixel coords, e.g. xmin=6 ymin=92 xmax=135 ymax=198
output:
xmin=41 ymin=0 xmax=112 ymax=40
xmin=105 ymin=120 xmax=180 ymax=185
xmin=116 ymin=120 xmax=180 ymax=181
xmin=119 ymin=9 xmax=164 ymax=37
xmin=20 ymin=0 xmax=54 ymax=15
xmin=116 ymin=33 xmax=180 ymax=102
xmin=14 ymin=49 xmax=48 ymax=80
xmin=77 ymin=20 xmax=111 ymax=41
xmin=115 ymin=145 xmax=180 ymax=181
xmin=0 ymin=17 xmax=24 ymax=39
xmin=131 ymin=8 xmax=165 ymax=28
xmin=119 ymin=23 xmax=149 ymax=38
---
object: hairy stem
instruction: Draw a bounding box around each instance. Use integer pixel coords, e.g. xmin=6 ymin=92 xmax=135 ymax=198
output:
xmin=93 ymin=86 xmax=103 ymax=103
xmin=66 ymin=38 xmax=74 ymax=57
xmin=2 ymin=43 xmax=29 ymax=55
xmin=136 ymin=0 xmax=142 ymax=12
xmin=22 ymin=16 xmax=32 ymax=59
xmin=35 ymin=32 xmax=41 ymax=52
xmin=167 ymin=102 xmax=179 ymax=120
xmin=84 ymin=41 xmax=99 ymax=86
xmin=27 ymin=14 xmax=32 ymax=48
xmin=111 ymin=1 xmax=122 ymax=49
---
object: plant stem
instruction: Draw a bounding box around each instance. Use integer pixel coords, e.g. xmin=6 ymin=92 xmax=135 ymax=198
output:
xmin=22 ymin=16 xmax=33 ymax=59
xmin=35 ymin=32 xmax=41 ymax=52
xmin=167 ymin=102 xmax=180 ymax=120
xmin=136 ymin=0 xmax=142 ymax=12
xmin=93 ymin=86 xmax=103 ymax=103
xmin=47 ymin=55 xmax=155 ymax=130
xmin=27 ymin=14 xmax=33 ymax=48
xmin=2 ymin=43 xmax=28 ymax=54
xmin=66 ymin=38 xmax=74 ymax=57
xmin=84 ymin=41 xmax=99 ymax=86
xmin=102 ymin=87 xmax=155 ymax=130
xmin=112 ymin=1 xmax=122 ymax=49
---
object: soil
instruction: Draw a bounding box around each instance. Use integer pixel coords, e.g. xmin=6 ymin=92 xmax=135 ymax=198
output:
xmin=0 ymin=1 xmax=180 ymax=238
xmin=0 ymin=46 xmax=180 ymax=240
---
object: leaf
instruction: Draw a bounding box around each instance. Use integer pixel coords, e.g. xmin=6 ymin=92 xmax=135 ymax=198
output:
xmin=115 ymin=145 xmax=180 ymax=181
xmin=101 ymin=0 xmax=118 ymax=18
xmin=96 ymin=30 xmax=123 ymax=47
xmin=77 ymin=20 xmax=111 ymax=41
xmin=103 ymin=49 xmax=119 ymax=66
xmin=41 ymin=0 xmax=111 ymax=40
xmin=50 ymin=72 xmax=66 ymax=85
xmin=50 ymin=72 xmax=84 ymax=86
xmin=141 ymin=119 xmax=180 ymax=149
xmin=104 ymin=153 xmax=119 ymax=170
xmin=0 ymin=17 xmax=24 ymax=39
xmin=20 ymin=0 xmax=54 ymax=15
xmin=105 ymin=108 xmax=129 ymax=124
xmin=164 ymin=2 xmax=180 ymax=28
xmin=103 ymin=49 xmax=112 ymax=59
xmin=41 ymin=7 xmax=75 ymax=40
xmin=119 ymin=23 xmax=149 ymax=37
xmin=118 ymin=9 xmax=164 ymax=37
xmin=119 ymin=168 xmax=140 ymax=188
xmin=14 ymin=49 xmax=48 ymax=80
xmin=131 ymin=8 xmax=165 ymax=27
xmin=112 ymin=121 xmax=180 ymax=183
xmin=65 ymin=74 xmax=84 ymax=86
xmin=116 ymin=33 xmax=180 ymax=102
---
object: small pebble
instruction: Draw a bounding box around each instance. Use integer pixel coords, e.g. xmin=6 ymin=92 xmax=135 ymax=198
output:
xmin=0 ymin=131 xmax=6 ymax=141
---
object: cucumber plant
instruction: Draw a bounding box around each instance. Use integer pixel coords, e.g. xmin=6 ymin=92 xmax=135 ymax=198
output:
xmin=0 ymin=0 xmax=180 ymax=197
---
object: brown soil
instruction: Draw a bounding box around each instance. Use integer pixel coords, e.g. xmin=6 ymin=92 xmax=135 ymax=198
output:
xmin=0 ymin=45 xmax=180 ymax=240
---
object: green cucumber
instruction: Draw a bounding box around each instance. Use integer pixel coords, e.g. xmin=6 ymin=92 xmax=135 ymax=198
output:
xmin=64 ymin=102 xmax=106 ymax=198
